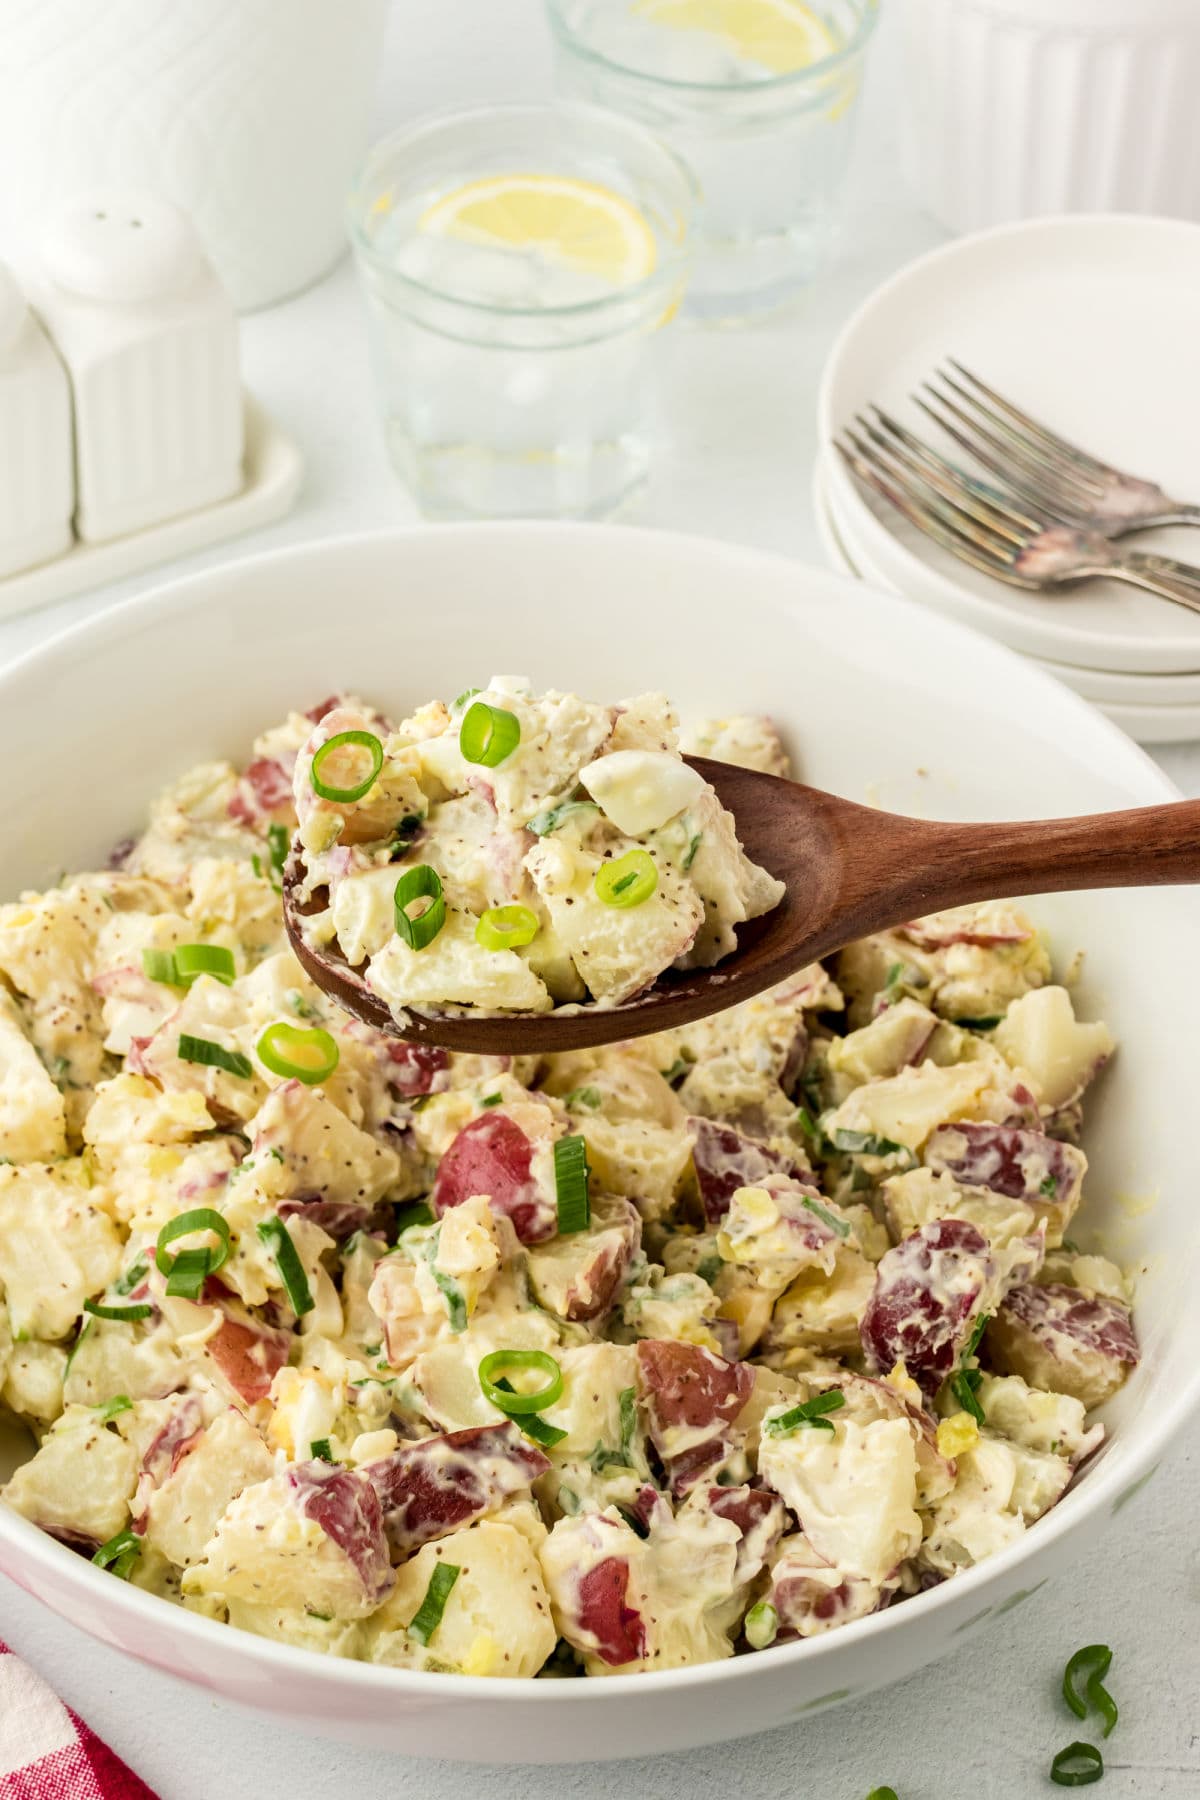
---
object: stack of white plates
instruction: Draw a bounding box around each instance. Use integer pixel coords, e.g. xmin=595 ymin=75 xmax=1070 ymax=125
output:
xmin=814 ymin=215 xmax=1200 ymax=745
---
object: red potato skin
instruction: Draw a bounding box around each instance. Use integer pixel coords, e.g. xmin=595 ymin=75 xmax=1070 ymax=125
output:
xmin=431 ymin=1111 xmax=557 ymax=1244
xmin=989 ymin=1280 xmax=1138 ymax=1403
xmin=130 ymin=1395 xmax=206 ymax=1532
xmin=382 ymin=1043 xmax=451 ymax=1098
xmin=703 ymin=1484 xmax=787 ymax=1587
xmin=859 ymin=1218 xmax=995 ymax=1397
xmin=201 ymin=1295 xmax=291 ymax=1405
xmin=924 ymin=1122 xmax=1085 ymax=1210
xmin=689 ymin=1118 xmax=809 ymax=1225
xmin=576 ymin=1557 xmax=648 ymax=1668
xmin=362 ymin=1422 xmax=550 ymax=1555
xmin=635 ymin=1340 xmax=754 ymax=1495
xmin=768 ymin=1534 xmax=890 ymax=1640
xmin=286 ymin=1461 xmax=393 ymax=1606
xmin=228 ymin=757 xmax=296 ymax=827
xmin=557 ymin=1200 xmax=641 ymax=1323
xmin=899 ymin=918 xmax=1032 ymax=949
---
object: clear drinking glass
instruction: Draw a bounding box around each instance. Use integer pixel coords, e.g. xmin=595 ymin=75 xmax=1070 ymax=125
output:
xmin=545 ymin=0 xmax=879 ymax=324
xmin=346 ymin=103 xmax=694 ymax=520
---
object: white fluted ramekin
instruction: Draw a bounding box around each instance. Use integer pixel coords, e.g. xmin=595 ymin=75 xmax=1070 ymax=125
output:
xmin=898 ymin=0 xmax=1200 ymax=233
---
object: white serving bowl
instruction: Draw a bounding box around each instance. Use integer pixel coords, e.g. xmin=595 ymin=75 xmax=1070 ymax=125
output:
xmin=1 ymin=525 xmax=1196 ymax=1762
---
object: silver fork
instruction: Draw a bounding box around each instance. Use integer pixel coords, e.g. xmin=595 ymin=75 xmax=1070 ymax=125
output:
xmin=836 ymin=410 xmax=1200 ymax=614
xmin=916 ymin=360 xmax=1200 ymax=538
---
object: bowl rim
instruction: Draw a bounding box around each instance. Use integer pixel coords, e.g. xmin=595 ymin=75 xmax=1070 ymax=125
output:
xmin=0 ymin=520 xmax=1190 ymax=1705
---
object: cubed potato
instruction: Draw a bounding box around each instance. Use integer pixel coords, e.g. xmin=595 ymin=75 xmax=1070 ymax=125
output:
xmin=0 ymin=1162 xmax=122 ymax=1339
xmin=758 ymin=1414 xmax=921 ymax=1586
xmin=3 ymin=1403 xmax=137 ymax=1544
xmin=992 ymin=986 xmax=1114 ymax=1110
xmin=368 ymin=1520 xmax=557 ymax=1676
xmin=144 ymin=1410 xmax=275 ymax=1568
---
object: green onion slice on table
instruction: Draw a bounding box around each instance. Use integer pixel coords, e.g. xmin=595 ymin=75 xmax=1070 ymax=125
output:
xmin=1063 ymin=1644 xmax=1118 ymax=1737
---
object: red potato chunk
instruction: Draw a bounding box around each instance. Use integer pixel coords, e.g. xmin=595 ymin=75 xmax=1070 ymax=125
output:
xmin=285 ymin=1461 xmax=394 ymax=1608
xmin=577 ymin=1554 xmax=649 ymax=1668
xmin=201 ymin=1290 xmax=291 ymax=1404
xmin=130 ymin=1393 xmax=206 ymax=1530
xmin=636 ymin=1339 xmax=754 ymax=1495
xmin=925 ymin=1122 xmax=1085 ymax=1216
xmin=525 ymin=1195 xmax=640 ymax=1322
xmin=228 ymin=756 xmax=295 ymax=827
xmin=988 ymin=1282 xmax=1138 ymax=1409
xmin=899 ymin=908 xmax=1034 ymax=950
xmin=766 ymin=1532 xmax=890 ymax=1641
xmin=362 ymin=1422 xmax=549 ymax=1556
xmin=859 ymin=1219 xmax=996 ymax=1396
xmin=431 ymin=1111 xmax=557 ymax=1245
xmin=689 ymin=1117 xmax=809 ymax=1225
xmin=698 ymin=1484 xmax=787 ymax=1588
xmin=382 ymin=1042 xmax=451 ymax=1098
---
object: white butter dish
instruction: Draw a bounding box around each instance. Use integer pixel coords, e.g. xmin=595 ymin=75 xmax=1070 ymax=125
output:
xmin=31 ymin=191 xmax=243 ymax=543
xmin=0 ymin=263 xmax=74 ymax=580
xmin=0 ymin=393 xmax=302 ymax=622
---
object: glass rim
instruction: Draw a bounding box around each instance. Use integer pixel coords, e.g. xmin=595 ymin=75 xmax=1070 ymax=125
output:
xmin=544 ymin=0 xmax=879 ymax=97
xmin=345 ymin=99 xmax=697 ymax=322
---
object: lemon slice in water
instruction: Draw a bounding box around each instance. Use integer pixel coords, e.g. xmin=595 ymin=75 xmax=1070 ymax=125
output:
xmin=419 ymin=174 xmax=658 ymax=288
xmin=633 ymin=0 xmax=840 ymax=75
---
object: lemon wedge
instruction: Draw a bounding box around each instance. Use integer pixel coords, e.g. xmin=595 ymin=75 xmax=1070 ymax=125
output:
xmin=419 ymin=174 xmax=658 ymax=287
xmin=633 ymin=0 xmax=840 ymax=74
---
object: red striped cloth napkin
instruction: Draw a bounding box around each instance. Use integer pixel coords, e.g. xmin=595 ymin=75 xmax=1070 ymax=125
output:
xmin=0 ymin=1640 xmax=158 ymax=1799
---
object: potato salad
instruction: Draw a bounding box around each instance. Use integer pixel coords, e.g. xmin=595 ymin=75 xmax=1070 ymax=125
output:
xmin=0 ymin=694 xmax=1136 ymax=1679
xmin=292 ymin=680 xmax=784 ymax=1015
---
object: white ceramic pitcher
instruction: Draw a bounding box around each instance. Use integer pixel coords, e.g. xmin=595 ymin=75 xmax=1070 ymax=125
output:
xmin=0 ymin=0 xmax=388 ymax=311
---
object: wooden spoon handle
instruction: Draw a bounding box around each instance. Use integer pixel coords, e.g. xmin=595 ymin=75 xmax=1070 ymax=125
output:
xmin=855 ymin=797 xmax=1200 ymax=925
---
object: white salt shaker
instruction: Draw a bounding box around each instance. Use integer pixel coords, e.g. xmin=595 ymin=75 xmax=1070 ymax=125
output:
xmin=31 ymin=192 xmax=243 ymax=543
xmin=0 ymin=263 xmax=74 ymax=579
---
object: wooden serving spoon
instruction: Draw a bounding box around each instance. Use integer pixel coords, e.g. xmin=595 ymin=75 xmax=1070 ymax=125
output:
xmin=284 ymin=756 xmax=1200 ymax=1054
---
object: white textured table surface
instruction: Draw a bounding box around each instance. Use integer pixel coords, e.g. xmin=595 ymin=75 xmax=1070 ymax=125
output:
xmin=2 ymin=6 xmax=1199 ymax=1797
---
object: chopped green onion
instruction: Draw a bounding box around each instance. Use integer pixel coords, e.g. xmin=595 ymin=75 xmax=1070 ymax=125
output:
xmin=830 ymin=1127 xmax=909 ymax=1158
xmin=794 ymin=1105 xmax=823 ymax=1145
xmin=949 ymin=1367 xmax=985 ymax=1426
xmin=155 ymin=1207 xmax=231 ymax=1299
xmin=618 ymin=1385 xmax=637 ymax=1459
xmin=310 ymin=1438 xmax=335 ymax=1463
xmin=460 ymin=701 xmax=520 ymax=767
xmin=407 ymin=1562 xmax=460 ymax=1645
xmin=515 ymin=1412 xmax=567 ymax=1450
xmin=94 ymin=1395 xmax=132 ymax=1422
xmin=696 ymin=1253 xmax=723 ymax=1286
xmin=1050 ymin=1743 xmax=1104 ymax=1786
xmin=114 ymin=1254 xmax=147 ymax=1293
xmin=744 ymin=1600 xmax=778 ymax=1649
xmin=475 ymin=903 xmax=539 ymax=953
xmin=453 ymin=687 xmax=481 ymax=712
xmin=267 ymin=821 xmax=290 ymax=879
xmin=393 ymin=865 xmax=446 ymax=951
xmin=141 ymin=947 xmax=180 ymax=986
xmin=480 ymin=1092 xmax=502 ymax=1108
xmin=393 ymin=1202 xmax=434 ymax=1238
xmin=553 ymin=1133 xmax=590 ymax=1235
xmin=865 ymin=1790 xmax=900 ymax=1800
xmin=92 ymin=1527 xmax=141 ymax=1580
xmin=63 ymin=1319 xmax=92 ymax=1378
xmin=174 ymin=943 xmax=236 ymax=987
xmin=1063 ymin=1645 xmax=1118 ymax=1738
xmin=764 ymin=1389 xmax=845 ymax=1438
xmin=84 ymin=1298 xmax=152 ymax=1323
xmin=178 ymin=1034 xmax=253 ymax=1079
xmin=681 ymin=830 xmax=703 ymax=871
xmin=433 ymin=1269 xmax=467 ymax=1333
xmin=526 ymin=798 xmax=598 ymax=836
xmin=594 ymin=848 xmax=658 ymax=909
xmin=954 ymin=1015 xmax=1003 ymax=1031
xmin=256 ymin=1216 xmax=315 ymax=1317
xmin=310 ymin=729 xmax=384 ymax=803
xmin=802 ymin=1196 xmax=851 ymax=1240
xmin=479 ymin=1349 xmax=564 ymax=1416
xmin=256 ymin=1020 xmax=339 ymax=1085
xmin=963 ymin=1312 xmax=992 ymax=1360
xmin=661 ymin=1055 xmax=691 ymax=1087
xmin=563 ymin=1085 xmax=602 ymax=1110
xmin=1040 ymin=1174 xmax=1060 ymax=1197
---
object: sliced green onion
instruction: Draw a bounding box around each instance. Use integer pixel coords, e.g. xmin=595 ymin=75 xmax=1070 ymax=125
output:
xmin=63 ymin=1319 xmax=92 ymax=1378
xmin=453 ymin=687 xmax=481 ymax=712
xmin=662 ymin=1055 xmax=691 ymax=1087
xmin=267 ymin=821 xmax=290 ymax=879
xmin=830 ymin=1127 xmax=910 ymax=1159
xmin=963 ymin=1312 xmax=992 ymax=1360
xmin=178 ymin=1034 xmax=253 ymax=1079
xmin=407 ymin=1562 xmax=460 ymax=1645
xmin=594 ymin=848 xmax=657 ymax=909
xmin=954 ymin=1015 xmax=1003 ymax=1031
xmin=256 ymin=1021 xmax=340 ymax=1085
xmin=794 ymin=1105 xmax=823 ymax=1145
xmin=393 ymin=865 xmax=446 ymax=951
xmin=802 ymin=1195 xmax=851 ymax=1240
xmin=432 ymin=1268 xmax=467 ymax=1333
xmin=479 ymin=1349 xmax=564 ymax=1416
xmin=696 ymin=1253 xmax=723 ymax=1286
xmin=1050 ymin=1743 xmax=1104 ymax=1786
xmin=310 ymin=729 xmax=384 ymax=803
xmin=526 ymin=798 xmax=598 ymax=836
xmin=520 ymin=1413 xmax=568 ymax=1449
xmin=393 ymin=1202 xmax=434 ymax=1239
xmin=764 ymin=1389 xmax=845 ymax=1438
xmin=94 ymin=1394 xmax=133 ymax=1422
xmin=310 ymin=1438 xmax=335 ymax=1463
xmin=92 ymin=1527 xmax=141 ymax=1580
xmin=563 ymin=1086 xmax=602 ymax=1110
xmin=155 ymin=1207 xmax=231 ymax=1299
xmin=1063 ymin=1645 xmax=1117 ymax=1738
xmin=475 ymin=904 xmax=539 ymax=952
xmin=618 ymin=1385 xmax=637 ymax=1459
xmin=1041 ymin=1174 xmax=1060 ymax=1197
xmin=553 ymin=1132 xmax=590 ymax=1235
xmin=744 ymin=1600 xmax=778 ymax=1649
xmin=460 ymin=701 xmax=520 ymax=768
xmin=174 ymin=944 xmax=236 ymax=986
xmin=114 ymin=1257 xmax=147 ymax=1297
xmin=681 ymin=830 xmax=703 ymax=871
xmin=256 ymin=1216 xmax=315 ymax=1317
xmin=141 ymin=947 xmax=180 ymax=986
xmin=480 ymin=1092 xmax=502 ymax=1108
xmin=84 ymin=1298 xmax=152 ymax=1323
xmin=949 ymin=1367 xmax=985 ymax=1426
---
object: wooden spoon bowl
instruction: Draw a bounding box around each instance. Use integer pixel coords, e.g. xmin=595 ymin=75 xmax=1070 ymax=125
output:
xmin=284 ymin=756 xmax=1200 ymax=1054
